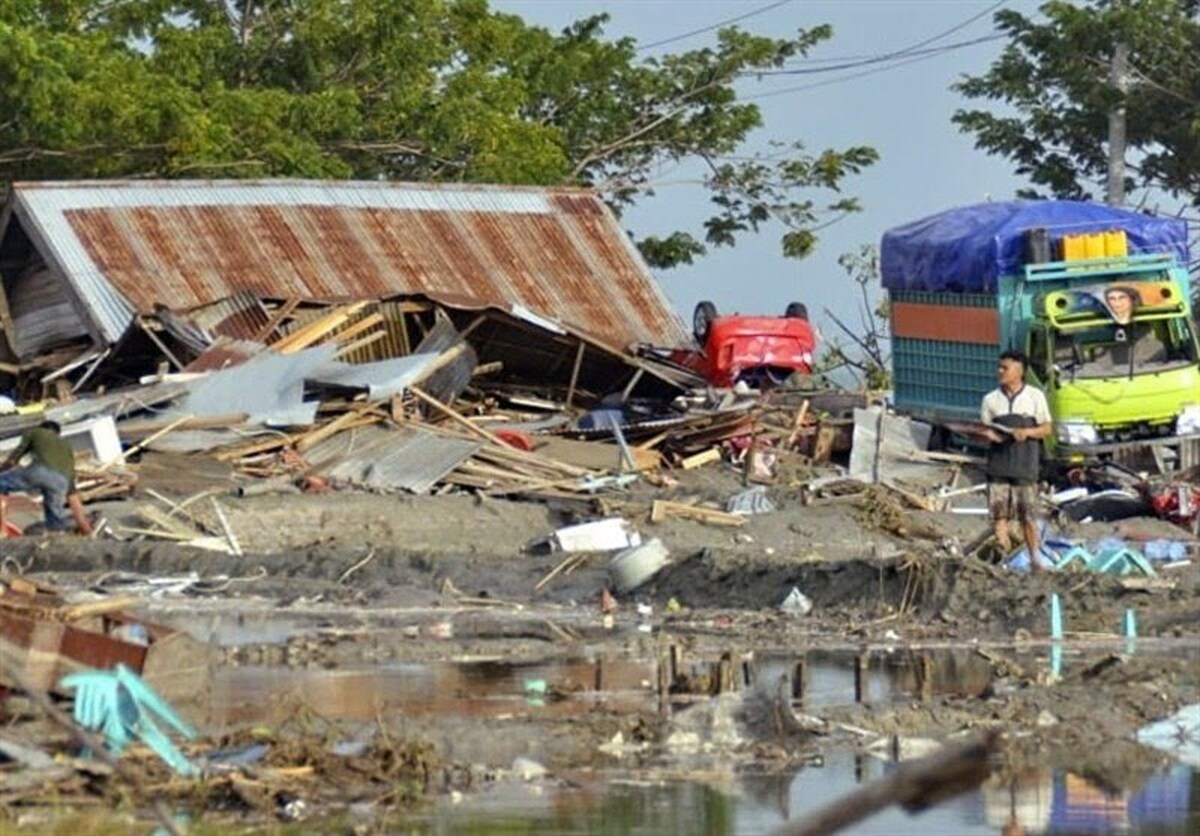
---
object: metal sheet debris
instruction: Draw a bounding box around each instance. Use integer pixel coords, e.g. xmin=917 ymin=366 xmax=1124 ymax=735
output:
xmin=307 ymin=424 xmax=483 ymax=495
xmin=174 ymin=345 xmax=334 ymax=426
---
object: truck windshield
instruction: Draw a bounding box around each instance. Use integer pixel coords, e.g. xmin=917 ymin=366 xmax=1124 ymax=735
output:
xmin=1051 ymin=316 xmax=1197 ymax=380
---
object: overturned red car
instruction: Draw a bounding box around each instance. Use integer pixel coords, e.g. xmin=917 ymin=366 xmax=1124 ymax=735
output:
xmin=668 ymin=300 xmax=818 ymax=388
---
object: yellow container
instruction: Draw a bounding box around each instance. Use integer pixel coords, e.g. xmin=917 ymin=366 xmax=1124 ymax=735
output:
xmin=1060 ymin=229 xmax=1128 ymax=261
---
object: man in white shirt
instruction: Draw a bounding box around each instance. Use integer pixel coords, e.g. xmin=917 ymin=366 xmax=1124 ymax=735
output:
xmin=981 ymin=351 xmax=1053 ymax=570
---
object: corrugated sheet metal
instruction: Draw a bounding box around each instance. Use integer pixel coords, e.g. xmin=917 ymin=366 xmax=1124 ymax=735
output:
xmin=6 ymin=181 xmax=689 ymax=351
xmin=308 ymin=353 xmax=447 ymax=400
xmin=306 ymin=423 xmax=482 ymax=494
xmin=184 ymin=291 xmax=272 ymax=342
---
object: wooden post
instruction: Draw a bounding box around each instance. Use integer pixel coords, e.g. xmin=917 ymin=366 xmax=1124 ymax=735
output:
xmin=620 ymin=367 xmax=645 ymax=401
xmin=565 ymin=342 xmax=585 ymax=409
xmin=919 ymin=653 xmax=934 ymax=704
xmin=854 ymin=652 xmax=869 ymax=704
xmin=669 ymin=644 xmax=681 ymax=683
xmin=657 ymin=648 xmax=671 ymax=715
xmin=792 ymin=659 xmax=807 ymax=705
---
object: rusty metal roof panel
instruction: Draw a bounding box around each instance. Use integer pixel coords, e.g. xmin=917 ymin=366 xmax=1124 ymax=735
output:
xmin=6 ymin=181 xmax=688 ymax=350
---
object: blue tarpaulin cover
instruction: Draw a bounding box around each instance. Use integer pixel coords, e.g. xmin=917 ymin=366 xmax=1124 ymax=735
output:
xmin=880 ymin=200 xmax=1189 ymax=293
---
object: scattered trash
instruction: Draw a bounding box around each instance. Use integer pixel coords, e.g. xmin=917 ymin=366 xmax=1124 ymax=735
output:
xmin=548 ymin=518 xmax=642 ymax=553
xmin=1036 ymin=710 xmax=1060 ymax=728
xmin=60 ymin=663 xmax=198 ymax=777
xmin=726 ymin=485 xmax=776 ymax=515
xmin=1008 ymin=535 xmax=1157 ymax=576
xmin=779 ymin=587 xmax=813 ymax=616
xmin=511 ymin=757 xmax=548 ymax=781
xmin=600 ymin=588 xmax=618 ymax=614
xmin=610 ymin=538 xmax=669 ymax=593
xmin=1137 ymin=705 xmax=1200 ymax=767
xmin=523 ymin=679 xmax=547 ymax=707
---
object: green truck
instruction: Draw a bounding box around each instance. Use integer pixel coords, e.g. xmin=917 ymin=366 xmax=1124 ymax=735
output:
xmin=881 ymin=200 xmax=1200 ymax=470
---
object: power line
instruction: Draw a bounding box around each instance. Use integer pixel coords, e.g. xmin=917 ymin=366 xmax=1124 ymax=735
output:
xmin=747 ymin=33 xmax=1005 ymax=77
xmin=743 ymin=35 xmax=1003 ymax=101
xmin=739 ymin=0 xmax=1008 ymax=99
xmin=636 ymin=0 xmax=795 ymax=52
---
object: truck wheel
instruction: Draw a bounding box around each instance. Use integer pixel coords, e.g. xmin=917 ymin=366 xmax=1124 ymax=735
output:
xmin=693 ymin=301 xmax=718 ymax=343
xmin=785 ymin=302 xmax=809 ymax=320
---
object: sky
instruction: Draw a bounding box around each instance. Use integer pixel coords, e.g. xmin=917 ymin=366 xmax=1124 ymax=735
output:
xmin=492 ymin=0 xmax=1044 ymax=361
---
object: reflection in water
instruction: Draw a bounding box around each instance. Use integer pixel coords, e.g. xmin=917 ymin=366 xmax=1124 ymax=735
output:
xmin=195 ymin=648 xmax=1198 ymax=833
xmin=403 ymin=755 xmax=1198 ymax=835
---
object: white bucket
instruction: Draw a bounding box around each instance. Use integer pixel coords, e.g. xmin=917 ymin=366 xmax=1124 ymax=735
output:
xmin=610 ymin=538 xmax=669 ymax=593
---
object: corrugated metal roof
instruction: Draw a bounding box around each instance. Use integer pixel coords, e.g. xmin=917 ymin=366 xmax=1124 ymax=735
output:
xmin=5 ymin=180 xmax=689 ymax=351
xmin=306 ymin=423 xmax=482 ymax=494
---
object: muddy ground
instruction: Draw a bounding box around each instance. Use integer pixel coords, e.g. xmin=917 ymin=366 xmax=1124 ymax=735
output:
xmin=2 ymin=455 xmax=1198 ymax=830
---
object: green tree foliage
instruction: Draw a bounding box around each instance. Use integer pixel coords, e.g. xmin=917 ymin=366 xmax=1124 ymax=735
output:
xmin=0 ymin=0 xmax=877 ymax=267
xmin=953 ymin=0 xmax=1200 ymax=204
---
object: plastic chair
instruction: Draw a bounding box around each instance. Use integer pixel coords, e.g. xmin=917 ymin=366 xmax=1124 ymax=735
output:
xmin=60 ymin=663 xmax=199 ymax=777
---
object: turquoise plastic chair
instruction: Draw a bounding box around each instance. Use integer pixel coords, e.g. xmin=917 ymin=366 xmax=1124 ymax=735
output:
xmin=60 ymin=663 xmax=199 ymax=777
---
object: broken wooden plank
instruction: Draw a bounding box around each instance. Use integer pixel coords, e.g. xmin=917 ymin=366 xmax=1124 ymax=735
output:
xmin=679 ymin=447 xmax=722 ymax=470
xmin=273 ymin=302 xmax=368 ymax=354
xmin=108 ymin=414 xmax=195 ymax=466
xmin=533 ymin=436 xmax=660 ymax=473
xmin=651 ymin=499 xmax=745 ymax=528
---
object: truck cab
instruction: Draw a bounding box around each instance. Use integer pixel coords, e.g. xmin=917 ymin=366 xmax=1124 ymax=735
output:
xmin=882 ymin=199 xmax=1200 ymax=471
xmin=1013 ymin=257 xmax=1200 ymax=450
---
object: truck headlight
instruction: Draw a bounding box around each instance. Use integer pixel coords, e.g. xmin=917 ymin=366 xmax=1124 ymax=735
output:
xmin=1176 ymin=405 xmax=1200 ymax=435
xmin=1057 ymin=420 xmax=1099 ymax=446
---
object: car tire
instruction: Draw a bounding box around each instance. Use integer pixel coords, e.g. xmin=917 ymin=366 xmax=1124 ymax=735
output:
xmin=785 ymin=302 xmax=808 ymax=320
xmin=693 ymin=301 xmax=718 ymax=343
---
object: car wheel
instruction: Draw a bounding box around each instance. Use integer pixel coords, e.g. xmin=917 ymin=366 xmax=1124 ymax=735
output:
xmin=693 ymin=301 xmax=718 ymax=343
xmin=785 ymin=302 xmax=808 ymax=320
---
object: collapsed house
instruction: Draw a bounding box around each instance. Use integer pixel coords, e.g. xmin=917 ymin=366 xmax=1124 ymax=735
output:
xmin=0 ymin=180 xmax=693 ymax=398
xmin=0 ymin=179 xmax=865 ymax=518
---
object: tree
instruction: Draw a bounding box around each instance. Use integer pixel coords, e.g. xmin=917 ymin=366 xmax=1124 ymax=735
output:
xmin=815 ymin=245 xmax=890 ymax=390
xmin=0 ymin=0 xmax=877 ymax=267
xmin=952 ymin=0 xmax=1200 ymax=206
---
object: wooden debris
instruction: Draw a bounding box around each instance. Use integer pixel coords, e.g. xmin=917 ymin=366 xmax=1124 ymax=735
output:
xmin=651 ymin=499 xmax=745 ymax=528
xmin=272 ymin=302 xmax=369 ymax=354
xmin=679 ymin=447 xmax=722 ymax=470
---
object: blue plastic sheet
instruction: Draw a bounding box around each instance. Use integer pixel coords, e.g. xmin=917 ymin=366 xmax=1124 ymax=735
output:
xmin=880 ymin=200 xmax=1189 ymax=292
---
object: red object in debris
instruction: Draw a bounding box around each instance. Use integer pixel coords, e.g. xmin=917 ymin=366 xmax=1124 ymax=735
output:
xmin=1 ymin=521 xmax=21 ymax=538
xmin=494 ymin=429 xmax=535 ymax=452
xmin=600 ymin=588 xmax=618 ymax=614
xmin=670 ymin=301 xmax=817 ymax=388
xmin=301 ymin=475 xmax=332 ymax=494
xmin=1148 ymin=483 xmax=1200 ymax=526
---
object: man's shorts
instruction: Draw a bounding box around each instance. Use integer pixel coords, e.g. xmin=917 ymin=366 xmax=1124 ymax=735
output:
xmin=987 ymin=481 xmax=1037 ymax=524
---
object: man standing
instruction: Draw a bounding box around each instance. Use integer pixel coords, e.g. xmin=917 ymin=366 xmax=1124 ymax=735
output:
xmin=981 ymin=351 xmax=1053 ymax=570
xmin=0 ymin=420 xmax=93 ymax=535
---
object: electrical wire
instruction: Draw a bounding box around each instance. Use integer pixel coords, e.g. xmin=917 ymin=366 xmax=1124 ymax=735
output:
xmin=742 ymin=34 xmax=1004 ymax=101
xmin=636 ymin=0 xmax=795 ymax=52
xmin=748 ymin=33 xmax=1006 ymax=77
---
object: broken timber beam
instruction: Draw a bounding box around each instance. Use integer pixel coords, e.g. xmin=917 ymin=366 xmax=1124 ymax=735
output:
xmin=651 ymin=500 xmax=745 ymax=528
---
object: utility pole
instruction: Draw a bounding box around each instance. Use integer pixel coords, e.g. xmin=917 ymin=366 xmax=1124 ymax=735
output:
xmin=1106 ymin=43 xmax=1129 ymax=206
